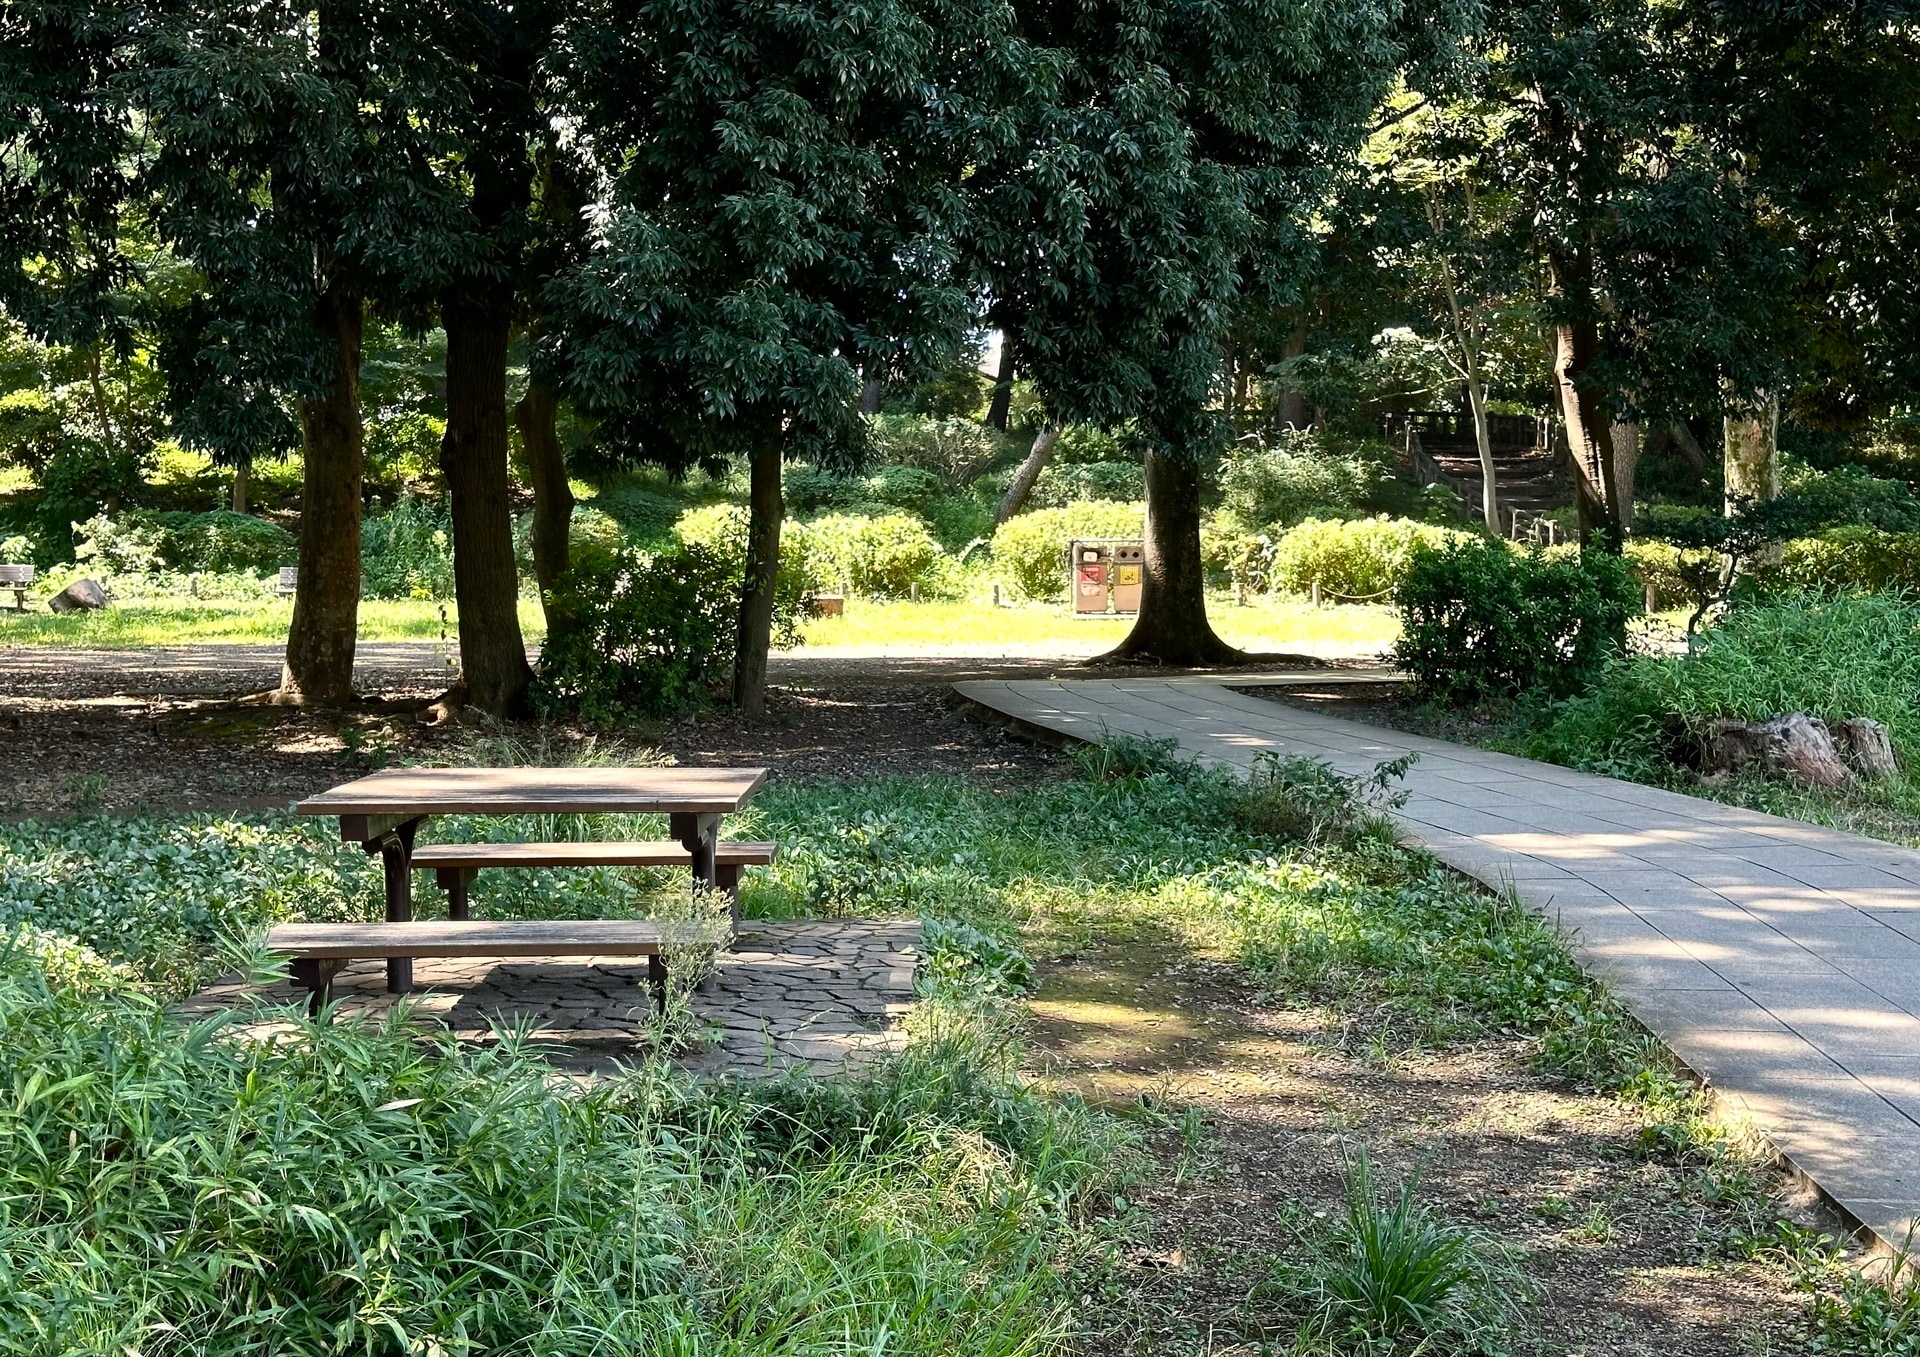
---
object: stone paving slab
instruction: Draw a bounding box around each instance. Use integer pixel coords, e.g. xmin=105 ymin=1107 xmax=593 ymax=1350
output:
xmin=957 ymin=676 xmax=1920 ymax=1253
xmin=184 ymin=918 xmax=920 ymax=1079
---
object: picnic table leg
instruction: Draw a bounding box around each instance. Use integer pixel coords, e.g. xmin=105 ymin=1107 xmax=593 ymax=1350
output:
xmin=353 ymin=817 xmax=422 ymax=994
xmin=668 ymin=811 xmax=720 ymax=888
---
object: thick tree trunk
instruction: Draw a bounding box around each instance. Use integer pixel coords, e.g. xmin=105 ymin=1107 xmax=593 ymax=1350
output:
xmin=514 ymin=378 xmax=573 ymax=604
xmin=1724 ymin=395 xmax=1780 ymax=510
xmin=1549 ymin=309 xmax=1623 ymax=552
xmin=984 ymin=342 xmax=1014 ymax=431
xmin=441 ymin=287 xmax=533 ymax=718
xmin=1276 ymin=326 xmax=1309 ymax=430
xmin=1101 ymin=450 xmax=1244 ymax=666
xmin=231 ymin=456 xmax=250 ymax=515
xmin=279 ymin=283 xmax=364 ymax=707
xmin=1610 ymin=419 xmax=1640 ymax=533
xmin=859 ymin=378 xmax=883 ymax=415
xmin=1670 ymin=420 xmax=1709 ymax=477
xmin=995 ymin=424 xmax=1061 ymax=524
xmin=732 ymin=438 xmax=783 ymax=718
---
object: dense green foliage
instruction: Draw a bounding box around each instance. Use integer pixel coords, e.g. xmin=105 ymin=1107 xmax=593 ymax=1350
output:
xmin=1395 ymin=540 xmax=1639 ymax=704
xmin=1526 ymin=593 xmax=1920 ymax=783
xmin=73 ymin=510 xmax=294 ymax=575
xmin=804 ymin=513 xmax=945 ymax=598
xmin=989 ymin=501 xmax=1144 ymax=599
xmin=1271 ymin=516 xmax=1473 ymax=600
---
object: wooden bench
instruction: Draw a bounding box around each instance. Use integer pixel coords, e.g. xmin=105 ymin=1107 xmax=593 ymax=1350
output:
xmin=0 ymin=564 xmax=32 ymax=612
xmin=267 ymin=918 xmax=666 ymax=1016
xmin=411 ymin=840 xmax=777 ymax=929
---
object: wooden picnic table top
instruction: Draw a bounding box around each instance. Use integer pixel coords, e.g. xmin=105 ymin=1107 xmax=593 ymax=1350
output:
xmin=295 ymin=766 xmax=768 ymax=818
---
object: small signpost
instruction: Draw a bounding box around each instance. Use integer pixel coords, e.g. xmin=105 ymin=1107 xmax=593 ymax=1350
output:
xmin=1067 ymin=538 xmax=1145 ymax=617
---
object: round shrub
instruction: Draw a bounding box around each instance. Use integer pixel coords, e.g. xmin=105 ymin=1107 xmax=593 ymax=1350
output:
xmin=1218 ymin=432 xmax=1388 ymax=532
xmin=1029 ymin=461 xmax=1145 ymax=508
xmin=861 ymin=466 xmax=944 ymax=515
xmin=784 ymin=464 xmax=863 ymax=515
xmin=672 ymin=503 xmax=820 ymax=616
xmin=1394 ymin=539 xmax=1639 ymax=704
xmin=1624 ymin=538 xmax=1717 ymax=611
xmin=990 ymin=501 xmax=1145 ymax=599
xmin=867 ymin=414 xmax=1001 ymax=488
xmin=74 ymin=510 xmax=297 ymax=575
xmin=805 ymin=513 xmax=944 ymax=597
xmin=1271 ymin=516 xmax=1473 ymax=600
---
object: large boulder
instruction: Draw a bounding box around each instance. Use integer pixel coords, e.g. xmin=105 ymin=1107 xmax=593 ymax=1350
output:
xmin=47 ymin=578 xmax=107 ymax=614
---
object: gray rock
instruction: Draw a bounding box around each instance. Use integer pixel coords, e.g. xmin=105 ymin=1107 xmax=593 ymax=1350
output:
xmin=47 ymin=578 xmax=107 ymax=613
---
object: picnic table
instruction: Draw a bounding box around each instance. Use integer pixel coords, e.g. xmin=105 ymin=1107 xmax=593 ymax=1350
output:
xmin=295 ymin=765 xmax=767 ymax=994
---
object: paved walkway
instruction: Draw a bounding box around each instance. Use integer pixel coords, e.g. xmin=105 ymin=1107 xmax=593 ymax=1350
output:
xmin=959 ymin=677 xmax=1920 ymax=1253
xmin=186 ymin=919 xmax=920 ymax=1079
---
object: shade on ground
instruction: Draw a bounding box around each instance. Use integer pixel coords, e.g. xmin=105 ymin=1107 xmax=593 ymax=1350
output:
xmin=957 ymin=676 xmax=1920 ymax=1254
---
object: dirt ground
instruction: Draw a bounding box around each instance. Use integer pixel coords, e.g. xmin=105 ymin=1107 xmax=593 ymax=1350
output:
xmin=1028 ymin=944 xmax=1827 ymax=1357
xmin=0 ymin=641 xmax=1845 ymax=1352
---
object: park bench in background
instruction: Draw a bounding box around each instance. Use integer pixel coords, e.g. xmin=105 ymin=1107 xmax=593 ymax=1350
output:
xmin=0 ymin=563 xmax=33 ymax=611
xmin=277 ymin=566 xmax=298 ymax=597
xmin=266 ymin=918 xmax=666 ymax=1015
xmin=412 ymin=839 xmax=777 ymax=929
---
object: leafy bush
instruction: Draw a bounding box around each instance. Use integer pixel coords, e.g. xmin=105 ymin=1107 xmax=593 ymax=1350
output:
xmin=1219 ymin=431 xmax=1390 ymax=532
xmin=672 ymin=502 xmax=821 ymax=605
xmin=1782 ymin=462 xmax=1920 ymax=533
xmin=537 ymin=543 xmax=750 ymax=721
xmin=1029 ymin=460 xmax=1144 ymax=507
xmin=1271 ymin=516 xmax=1473 ymax=600
xmin=784 ymin=463 xmax=864 ymax=515
xmin=867 ymin=414 xmax=1002 ymax=489
xmin=860 ymin=465 xmax=944 ymax=515
xmin=74 ymin=510 xmax=296 ymax=575
xmin=989 ymin=500 xmax=1145 ymax=599
xmin=1773 ymin=526 xmax=1920 ymax=595
xmin=1624 ymin=537 xmax=1715 ymax=611
xmin=804 ymin=512 xmax=944 ymax=597
xmin=362 ymin=408 xmax=445 ymax=491
xmin=918 ymin=918 xmax=1036 ymax=999
xmin=1527 ymin=592 xmax=1920 ymax=780
xmin=1394 ymin=540 xmax=1639 ymax=704
xmin=1237 ymin=752 xmax=1415 ymax=847
xmin=362 ymin=498 xmax=456 ymax=599
xmin=0 ymin=387 xmax=60 ymax=470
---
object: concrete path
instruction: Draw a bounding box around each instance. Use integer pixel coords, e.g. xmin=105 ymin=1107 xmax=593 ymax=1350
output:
xmin=959 ymin=677 xmax=1920 ymax=1253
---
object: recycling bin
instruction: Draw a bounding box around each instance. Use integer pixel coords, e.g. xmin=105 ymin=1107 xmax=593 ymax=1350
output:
xmin=1111 ymin=542 xmax=1145 ymax=614
xmin=1072 ymin=541 xmax=1111 ymax=615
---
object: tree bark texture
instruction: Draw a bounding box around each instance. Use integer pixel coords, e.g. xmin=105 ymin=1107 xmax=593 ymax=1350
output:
xmin=984 ymin=343 xmax=1014 ymax=431
xmin=1275 ymin=326 xmax=1309 ymax=430
xmin=231 ymin=456 xmax=250 ymax=515
xmin=732 ymin=439 xmax=784 ymax=717
xmin=279 ymin=283 xmax=364 ymax=706
xmin=1609 ymin=419 xmax=1640 ymax=533
xmin=514 ymin=378 xmax=573 ymax=603
xmin=1669 ymin=420 xmax=1709 ymax=477
xmin=995 ymin=425 xmax=1060 ymax=524
xmin=441 ymin=287 xmax=534 ymax=718
xmin=859 ymin=378 xmax=882 ymax=415
xmin=1103 ymin=450 xmax=1244 ymax=666
xmin=1724 ymin=395 xmax=1780 ymax=511
xmin=1549 ymin=306 xmax=1624 ymax=551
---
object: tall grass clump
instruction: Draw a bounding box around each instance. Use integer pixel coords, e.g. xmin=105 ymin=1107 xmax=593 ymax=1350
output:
xmin=0 ymin=938 xmax=1126 ymax=1356
xmin=1526 ymin=592 xmax=1920 ymax=781
xmin=1261 ymin=1147 xmax=1525 ymax=1352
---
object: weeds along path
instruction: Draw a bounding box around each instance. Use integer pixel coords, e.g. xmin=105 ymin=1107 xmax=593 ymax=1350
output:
xmin=960 ymin=676 xmax=1920 ymax=1259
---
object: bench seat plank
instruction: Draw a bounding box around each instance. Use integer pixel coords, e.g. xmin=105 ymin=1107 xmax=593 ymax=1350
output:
xmin=411 ymin=840 xmax=776 ymax=870
xmin=267 ymin=919 xmax=664 ymax=959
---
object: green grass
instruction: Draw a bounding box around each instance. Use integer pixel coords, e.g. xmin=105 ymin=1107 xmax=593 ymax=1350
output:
xmin=0 ymin=589 xmax=1393 ymax=657
xmin=799 ymin=593 xmax=1398 ymax=654
xmin=0 ymin=596 xmax=547 ymax=646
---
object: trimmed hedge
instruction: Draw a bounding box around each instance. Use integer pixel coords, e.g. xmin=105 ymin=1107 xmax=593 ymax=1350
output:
xmin=990 ymin=501 xmax=1144 ymax=599
xmin=805 ymin=513 xmax=944 ymax=597
xmin=1270 ymin=516 xmax=1473 ymax=600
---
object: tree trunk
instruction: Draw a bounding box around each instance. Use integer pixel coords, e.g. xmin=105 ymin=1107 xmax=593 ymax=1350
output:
xmin=1670 ymin=420 xmax=1709 ymax=477
xmin=514 ymin=378 xmax=573 ymax=605
xmin=984 ymin=342 xmax=1014 ymax=431
xmin=279 ymin=283 xmax=364 ymax=707
xmin=995 ymin=424 xmax=1061 ymax=524
xmin=231 ymin=456 xmax=250 ymax=515
xmin=1101 ymin=450 xmax=1244 ymax=666
xmin=1276 ymin=326 xmax=1308 ymax=430
xmin=1549 ymin=307 xmax=1623 ymax=551
xmin=1465 ymin=377 xmax=1499 ymax=534
xmin=1610 ymin=419 xmax=1640 ymax=533
xmin=1724 ymin=394 xmax=1780 ymax=511
xmin=441 ymin=287 xmax=534 ymax=718
xmin=859 ymin=377 xmax=882 ymax=415
xmin=732 ymin=438 xmax=783 ymax=718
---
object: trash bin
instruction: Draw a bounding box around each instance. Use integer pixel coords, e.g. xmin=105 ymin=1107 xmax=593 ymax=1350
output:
xmin=1111 ymin=542 xmax=1144 ymax=614
xmin=1071 ymin=541 xmax=1111 ymax=615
